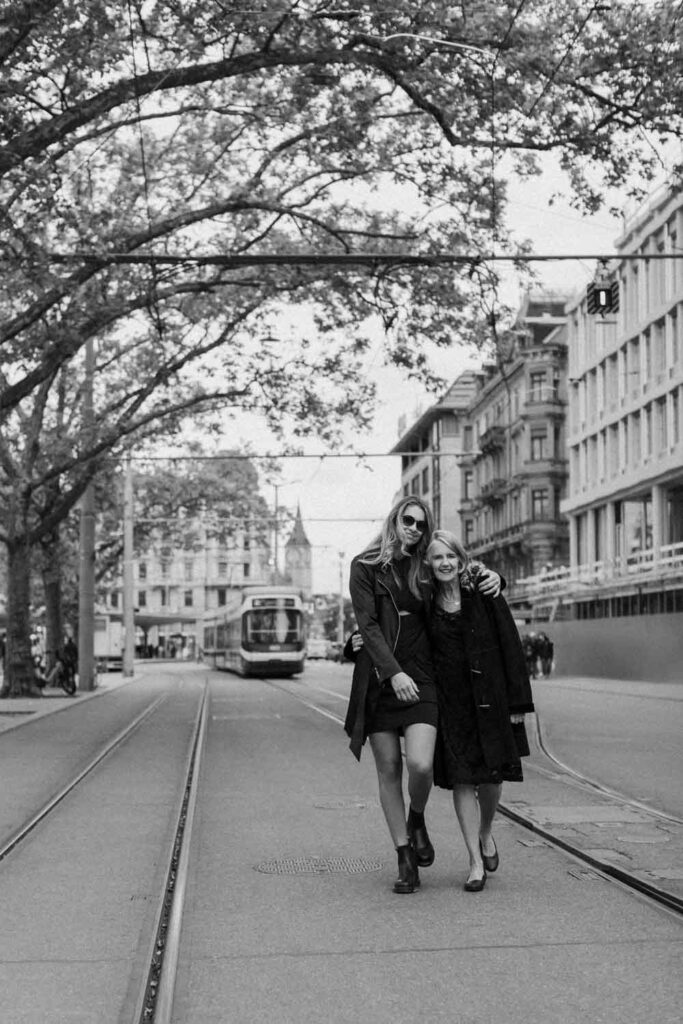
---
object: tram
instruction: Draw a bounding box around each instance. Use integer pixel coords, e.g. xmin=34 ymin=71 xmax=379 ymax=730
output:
xmin=203 ymin=585 xmax=305 ymax=677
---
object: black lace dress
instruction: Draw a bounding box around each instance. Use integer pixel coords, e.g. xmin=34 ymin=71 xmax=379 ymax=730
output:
xmin=432 ymin=606 xmax=523 ymax=785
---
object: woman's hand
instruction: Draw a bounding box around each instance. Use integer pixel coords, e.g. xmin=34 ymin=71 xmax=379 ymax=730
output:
xmin=477 ymin=569 xmax=501 ymax=597
xmin=390 ymin=671 xmax=420 ymax=702
xmin=510 ymin=713 xmax=525 ymax=724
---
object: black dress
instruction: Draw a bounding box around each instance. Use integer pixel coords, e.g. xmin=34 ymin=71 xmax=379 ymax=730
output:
xmin=431 ymin=607 xmax=523 ymax=784
xmin=367 ymin=560 xmax=438 ymax=735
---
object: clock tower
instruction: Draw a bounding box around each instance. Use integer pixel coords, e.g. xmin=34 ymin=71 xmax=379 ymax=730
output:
xmin=284 ymin=504 xmax=312 ymax=600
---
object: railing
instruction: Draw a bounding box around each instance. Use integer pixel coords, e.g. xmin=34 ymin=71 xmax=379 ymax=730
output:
xmin=511 ymin=541 xmax=683 ymax=600
xmin=479 ymin=477 xmax=507 ymax=504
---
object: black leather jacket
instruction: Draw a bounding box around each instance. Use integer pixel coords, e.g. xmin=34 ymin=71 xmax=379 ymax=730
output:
xmin=344 ymin=555 xmax=433 ymax=760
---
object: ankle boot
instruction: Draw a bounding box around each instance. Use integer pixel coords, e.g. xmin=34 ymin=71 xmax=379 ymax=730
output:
xmin=407 ymin=808 xmax=435 ymax=867
xmin=393 ymin=842 xmax=420 ymax=894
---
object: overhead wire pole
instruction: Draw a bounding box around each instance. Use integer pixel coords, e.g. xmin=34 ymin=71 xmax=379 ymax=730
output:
xmin=78 ymin=338 xmax=96 ymax=691
xmin=122 ymin=457 xmax=135 ymax=677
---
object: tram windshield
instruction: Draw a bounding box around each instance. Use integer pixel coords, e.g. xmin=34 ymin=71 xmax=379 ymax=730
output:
xmin=244 ymin=607 xmax=302 ymax=647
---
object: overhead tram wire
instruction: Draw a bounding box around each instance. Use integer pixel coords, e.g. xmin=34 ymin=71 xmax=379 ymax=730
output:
xmin=122 ymin=452 xmax=471 ymax=461
xmin=28 ymin=251 xmax=683 ymax=268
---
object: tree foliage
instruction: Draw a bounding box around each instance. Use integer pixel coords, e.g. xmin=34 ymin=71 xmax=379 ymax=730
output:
xmin=1 ymin=0 xmax=682 ymax=692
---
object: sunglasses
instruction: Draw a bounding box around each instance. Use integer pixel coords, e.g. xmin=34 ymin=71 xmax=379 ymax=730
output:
xmin=401 ymin=514 xmax=427 ymax=533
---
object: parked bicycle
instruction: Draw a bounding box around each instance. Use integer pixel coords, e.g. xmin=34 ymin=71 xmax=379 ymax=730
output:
xmin=34 ymin=650 xmax=77 ymax=696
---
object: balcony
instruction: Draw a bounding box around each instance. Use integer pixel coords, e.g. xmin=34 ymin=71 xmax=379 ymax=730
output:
xmin=478 ymin=424 xmax=505 ymax=455
xmin=479 ymin=477 xmax=507 ymax=505
xmin=510 ymin=541 xmax=683 ymax=603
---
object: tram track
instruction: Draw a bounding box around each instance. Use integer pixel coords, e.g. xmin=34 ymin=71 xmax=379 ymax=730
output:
xmin=133 ymin=682 xmax=209 ymax=1024
xmin=0 ymin=693 xmax=167 ymax=865
xmin=0 ymin=675 xmax=210 ymax=1023
xmin=263 ymin=674 xmax=683 ymax=919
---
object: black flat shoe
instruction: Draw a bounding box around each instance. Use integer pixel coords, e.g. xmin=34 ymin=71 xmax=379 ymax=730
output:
xmin=464 ymin=870 xmax=487 ymax=893
xmin=407 ymin=821 xmax=435 ymax=867
xmin=479 ymin=837 xmax=499 ymax=873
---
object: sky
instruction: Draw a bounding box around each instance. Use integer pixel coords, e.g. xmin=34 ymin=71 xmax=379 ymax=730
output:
xmin=221 ymin=156 xmax=631 ymax=596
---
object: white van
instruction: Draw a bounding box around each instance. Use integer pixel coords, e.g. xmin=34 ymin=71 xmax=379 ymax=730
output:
xmin=306 ymin=638 xmax=328 ymax=660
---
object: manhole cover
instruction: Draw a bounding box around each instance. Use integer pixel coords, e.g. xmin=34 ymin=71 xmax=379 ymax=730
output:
xmin=254 ymin=856 xmax=383 ymax=875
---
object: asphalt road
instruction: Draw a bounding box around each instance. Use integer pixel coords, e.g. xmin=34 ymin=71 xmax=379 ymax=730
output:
xmin=530 ymin=674 xmax=683 ymax=820
xmin=300 ymin=660 xmax=683 ymax=819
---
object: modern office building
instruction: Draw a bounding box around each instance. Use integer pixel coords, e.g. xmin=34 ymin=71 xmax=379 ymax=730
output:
xmin=515 ymin=182 xmax=683 ymax=679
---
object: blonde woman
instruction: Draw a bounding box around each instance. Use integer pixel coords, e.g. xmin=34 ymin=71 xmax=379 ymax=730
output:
xmin=344 ymin=499 xmax=501 ymax=895
xmin=426 ymin=530 xmax=534 ymax=892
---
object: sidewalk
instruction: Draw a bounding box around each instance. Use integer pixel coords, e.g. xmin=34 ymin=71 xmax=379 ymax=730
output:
xmin=0 ymin=671 xmax=132 ymax=734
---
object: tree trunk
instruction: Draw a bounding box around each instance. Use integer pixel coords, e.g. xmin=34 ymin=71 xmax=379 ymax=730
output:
xmin=1 ymin=534 xmax=41 ymax=697
xmin=41 ymin=528 xmax=63 ymax=673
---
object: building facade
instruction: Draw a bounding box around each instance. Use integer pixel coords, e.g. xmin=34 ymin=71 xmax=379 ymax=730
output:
xmin=391 ymin=372 xmax=478 ymax=530
xmin=99 ymin=505 xmax=313 ymax=657
xmin=513 ymin=183 xmax=683 ymax=679
xmin=461 ymin=292 xmax=570 ymax=586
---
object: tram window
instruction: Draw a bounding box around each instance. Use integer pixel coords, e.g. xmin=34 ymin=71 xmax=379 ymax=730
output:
xmin=245 ymin=609 xmax=301 ymax=644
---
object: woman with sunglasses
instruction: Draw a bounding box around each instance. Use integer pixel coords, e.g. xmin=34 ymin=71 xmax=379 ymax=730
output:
xmin=344 ymin=495 xmax=501 ymax=894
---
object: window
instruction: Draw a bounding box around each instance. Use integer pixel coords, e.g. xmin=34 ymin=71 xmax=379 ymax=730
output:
xmin=138 ymin=561 xmax=147 ymax=581
xmin=463 ymin=426 xmax=473 ymax=451
xmin=464 ymin=470 xmax=473 ymax=500
xmin=631 ymin=411 xmax=641 ymax=462
xmin=243 ymin=530 xmax=251 ymax=550
xmin=530 ymin=434 xmax=547 ymax=461
xmin=673 ymin=389 xmax=680 ymax=445
xmin=138 ymin=590 xmax=147 ymax=608
xmin=218 ymin=559 xmax=228 ymax=577
xmin=160 ymin=559 xmax=170 ymax=579
xmin=464 ymin=519 xmax=474 ymax=546
xmin=217 ymin=588 xmax=226 ymax=607
xmin=110 ymin=591 xmax=119 ymax=608
xmin=184 ymin=558 xmax=193 ymax=582
xmin=657 ymin=398 xmax=668 ymax=451
xmin=243 ymin=563 xmax=251 ymax=579
xmin=421 ymin=467 xmax=429 ymax=494
xmin=531 ymin=489 xmax=548 ymax=521
xmin=529 ymin=372 xmax=545 ymax=402
xmin=160 ymin=587 xmax=167 ymax=607
xmin=644 ymin=403 xmax=652 ymax=456
xmin=184 ymin=589 xmax=193 ymax=607
xmin=644 ymin=330 xmax=652 ymax=381
xmin=442 ymin=415 xmax=459 ymax=436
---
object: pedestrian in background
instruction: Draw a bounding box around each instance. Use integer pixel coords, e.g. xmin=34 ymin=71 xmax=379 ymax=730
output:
xmin=344 ymin=496 xmax=501 ymax=895
xmin=427 ymin=530 xmax=534 ymax=892
xmin=537 ymin=632 xmax=554 ymax=677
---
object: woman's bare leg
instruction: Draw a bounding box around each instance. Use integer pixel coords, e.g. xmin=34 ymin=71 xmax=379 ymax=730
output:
xmin=478 ymin=782 xmax=502 ymax=855
xmin=369 ymin=731 xmax=408 ymax=847
xmin=452 ymin=784 xmax=485 ymax=882
xmin=403 ymin=722 xmax=437 ymax=814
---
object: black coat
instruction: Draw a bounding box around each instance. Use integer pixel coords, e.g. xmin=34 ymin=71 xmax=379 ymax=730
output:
xmin=343 ymin=558 xmax=532 ymax=769
xmin=344 ymin=555 xmax=433 ymax=760
xmin=432 ymin=589 xmax=534 ymax=788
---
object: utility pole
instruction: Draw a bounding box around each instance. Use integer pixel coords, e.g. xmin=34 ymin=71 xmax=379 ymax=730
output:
xmin=122 ymin=457 xmax=135 ymax=676
xmin=338 ymin=551 xmax=345 ymax=646
xmin=78 ymin=337 xmax=96 ymax=691
xmin=272 ymin=484 xmax=279 ymax=584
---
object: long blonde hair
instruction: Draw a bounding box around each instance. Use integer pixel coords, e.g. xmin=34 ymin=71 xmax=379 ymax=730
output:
xmin=425 ymin=529 xmax=471 ymax=578
xmin=359 ymin=495 xmax=434 ymax=599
